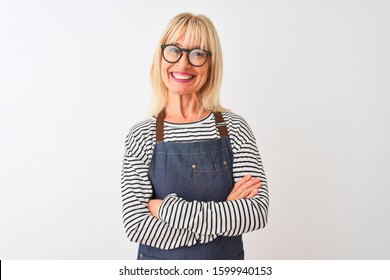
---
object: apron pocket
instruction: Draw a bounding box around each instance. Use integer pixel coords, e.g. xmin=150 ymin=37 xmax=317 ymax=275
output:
xmin=192 ymin=160 xmax=233 ymax=201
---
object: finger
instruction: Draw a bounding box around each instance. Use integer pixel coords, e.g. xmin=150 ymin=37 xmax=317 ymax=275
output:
xmin=245 ymin=188 xmax=259 ymax=199
xmin=227 ymin=182 xmax=259 ymax=201
xmin=231 ymin=175 xmax=252 ymax=192
xmin=238 ymin=181 xmax=262 ymax=198
xmin=227 ymin=184 xmax=251 ymax=201
xmin=231 ymin=179 xmax=259 ymax=199
xmin=238 ymin=183 xmax=260 ymax=198
xmin=235 ymin=177 xmax=261 ymax=192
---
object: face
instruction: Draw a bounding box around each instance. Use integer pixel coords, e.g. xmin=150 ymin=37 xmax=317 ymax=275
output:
xmin=161 ymin=33 xmax=210 ymax=97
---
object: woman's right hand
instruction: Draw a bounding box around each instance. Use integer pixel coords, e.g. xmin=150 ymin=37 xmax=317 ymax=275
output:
xmin=226 ymin=175 xmax=262 ymax=201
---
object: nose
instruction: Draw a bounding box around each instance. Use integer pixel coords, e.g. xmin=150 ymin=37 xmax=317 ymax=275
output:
xmin=176 ymin=52 xmax=191 ymax=68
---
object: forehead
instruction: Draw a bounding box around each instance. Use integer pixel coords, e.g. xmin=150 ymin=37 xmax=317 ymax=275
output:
xmin=165 ymin=27 xmax=208 ymax=49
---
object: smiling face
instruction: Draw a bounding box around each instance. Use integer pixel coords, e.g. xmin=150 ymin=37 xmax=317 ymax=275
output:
xmin=150 ymin=13 xmax=224 ymax=116
xmin=161 ymin=33 xmax=210 ymax=97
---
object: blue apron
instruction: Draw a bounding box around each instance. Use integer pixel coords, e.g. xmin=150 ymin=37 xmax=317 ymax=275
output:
xmin=138 ymin=110 xmax=244 ymax=260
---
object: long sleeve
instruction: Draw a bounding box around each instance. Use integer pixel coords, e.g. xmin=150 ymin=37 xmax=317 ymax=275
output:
xmin=157 ymin=113 xmax=269 ymax=236
xmin=121 ymin=123 xmax=218 ymax=249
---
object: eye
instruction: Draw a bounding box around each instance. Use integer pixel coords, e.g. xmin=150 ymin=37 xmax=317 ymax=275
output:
xmin=167 ymin=46 xmax=181 ymax=54
xmin=191 ymin=50 xmax=206 ymax=57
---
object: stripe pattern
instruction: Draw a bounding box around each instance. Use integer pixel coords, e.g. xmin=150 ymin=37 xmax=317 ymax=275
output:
xmin=121 ymin=111 xmax=269 ymax=249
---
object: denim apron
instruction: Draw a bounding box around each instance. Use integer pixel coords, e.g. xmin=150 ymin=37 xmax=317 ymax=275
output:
xmin=137 ymin=110 xmax=244 ymax=260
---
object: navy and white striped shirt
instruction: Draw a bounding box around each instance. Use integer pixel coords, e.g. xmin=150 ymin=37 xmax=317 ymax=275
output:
xmin=121 ymin=111 xmax=269 ymax=249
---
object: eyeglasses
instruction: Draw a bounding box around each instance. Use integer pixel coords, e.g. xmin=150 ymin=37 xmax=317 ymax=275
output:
xmin=161 ymin=44 xmax=212 ymax=67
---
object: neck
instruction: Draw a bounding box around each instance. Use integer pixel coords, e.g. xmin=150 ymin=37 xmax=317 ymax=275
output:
xmin=164 ymin=92 xmax=208 ymax=123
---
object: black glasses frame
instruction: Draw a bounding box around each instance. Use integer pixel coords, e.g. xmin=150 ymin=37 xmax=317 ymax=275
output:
xmin=161 ymin=44 xmax=212 ymax=67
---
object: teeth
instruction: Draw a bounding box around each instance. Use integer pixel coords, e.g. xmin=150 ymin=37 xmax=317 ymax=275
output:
xmin=172 ymin=73 xmax=194 ymax=80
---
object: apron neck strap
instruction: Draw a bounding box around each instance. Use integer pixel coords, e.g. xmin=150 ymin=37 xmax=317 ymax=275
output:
xmin=214 ymin=112 xmax=229 ymax=138
xmin=155 ymin=109 xmax=228 ymax=142
xmin=156 ymin=109 xmax=165 ymax=143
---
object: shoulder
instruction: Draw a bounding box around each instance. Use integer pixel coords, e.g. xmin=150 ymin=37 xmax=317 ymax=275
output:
xmin=128 ymin=117 xmax=155 ymax=138
xmin=124 ymin=117 xmax=156 ymax=154
xmin=221 ymin=111 xmax=257 ymax=148
xmin=222 ymin=111 xmax=254 ymax=134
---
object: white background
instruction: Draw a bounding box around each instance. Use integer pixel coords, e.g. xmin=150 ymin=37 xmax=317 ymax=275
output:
xmin=1 ymin=0 xmax=389 ymax=259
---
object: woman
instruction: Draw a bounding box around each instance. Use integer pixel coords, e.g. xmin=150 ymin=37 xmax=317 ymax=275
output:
xmin=121 ymin=13 xmax=269 ymax=260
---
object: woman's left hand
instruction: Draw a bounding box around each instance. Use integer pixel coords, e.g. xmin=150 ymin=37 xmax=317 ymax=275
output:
xmin=148 ymin=199 xmax=163 ymax=218
xmin=227 ymin=175 xmax=262 ymax=201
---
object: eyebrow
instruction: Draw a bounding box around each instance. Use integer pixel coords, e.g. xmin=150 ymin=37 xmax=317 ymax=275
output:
xmin=172 ymin=42 xmax=201 ymax=49
xmin=173 ymin=38 xmax=203 ymax=47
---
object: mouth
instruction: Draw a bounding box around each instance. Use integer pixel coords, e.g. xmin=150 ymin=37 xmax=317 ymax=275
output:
xmin=171 ymin=72 xmax=195 ymax=81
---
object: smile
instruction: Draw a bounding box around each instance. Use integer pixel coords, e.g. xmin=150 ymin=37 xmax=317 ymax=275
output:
xmin=171 ymin=72 xmax=195 ymax=80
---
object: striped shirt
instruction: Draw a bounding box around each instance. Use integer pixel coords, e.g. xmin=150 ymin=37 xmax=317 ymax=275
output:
xmin=121 ymin=111 xmax=269 ymax=249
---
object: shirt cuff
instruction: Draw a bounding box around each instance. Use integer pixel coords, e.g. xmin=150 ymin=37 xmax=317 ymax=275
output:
xmin=157 ymin=193 xmax=179 ymax=221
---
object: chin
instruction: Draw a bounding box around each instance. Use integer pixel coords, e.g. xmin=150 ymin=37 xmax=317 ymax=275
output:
xmin=170 ymin=89 xmax=196 ymax=96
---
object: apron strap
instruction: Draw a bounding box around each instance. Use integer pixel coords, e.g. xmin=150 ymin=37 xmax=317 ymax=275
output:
xmin=214 ymin=112 xmax=229 ymax=138
xmin=156 ymin=109 xmax=165 ymax=143
xmin=155 ymin=109 xmax=229 ymax=142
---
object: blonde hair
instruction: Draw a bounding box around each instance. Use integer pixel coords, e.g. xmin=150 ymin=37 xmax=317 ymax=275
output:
xmin=150 ymin=13 xmax=226 ymax=115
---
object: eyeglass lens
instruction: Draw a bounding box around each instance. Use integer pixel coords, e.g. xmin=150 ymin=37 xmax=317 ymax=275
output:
xmin=163 ymin=45 xmax=208 ymax=66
